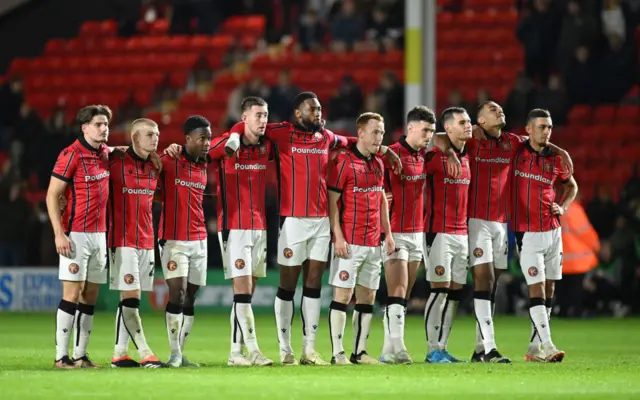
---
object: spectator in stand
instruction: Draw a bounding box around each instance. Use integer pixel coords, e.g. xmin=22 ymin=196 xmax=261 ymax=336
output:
xmin=330 ymin=0 xmax=365 ymax=50
xmin=504 ymin=72 xmax=536 ymax=128
xmin=601 ymin=0 xmax=628 ymax=42
xmin=297 ymin=8 xmax=327 ymax=52
xmin=447 ymin=88 xmax=473 ymax=112
xmin=532 ymin=74 xmax=570 ymax=125
xmin=0 ymin=182 xmax=33 ymax=266
xmin=327 ymin=75 xmax=364 ymax=132
xmin=555 ymin=0 xmax=598 ymax=71
xmin=138 ymin=0 xmax=171 ymax=34
xmin=516 ymin=0 xmax=562 ymax=85
xmin=563 ymin=45 xmax=598 ymax=105
xmin=598 ymin=34 xmax=636 ymax=103
xmin=587 ymin=185 xmax=618 ymax=240
xmin=226 ymin=77 xmax=270 ymax=129
xmin=366 ymin=5 xmax=391 ymax=51
xmin=374 ymin=70 xmax=403 ymax=133
xmin=0 ymin=77 xmax=23 ymax=150
xmin=268 ymin=69 xmax=299 ymax=122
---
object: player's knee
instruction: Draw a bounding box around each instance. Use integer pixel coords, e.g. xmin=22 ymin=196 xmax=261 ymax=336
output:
xmin=120 ymin=289 xmax=140 ymax=300
xmin=545 ymin=280 xmax=555 ymax=298
xmin=355 ymin=285 xmax=376 ymax=305
xmin=80 ymin=282 xmax=100 ymax=305
xmin=528 ymin=282 xmax=545 ymax=298
xmin=168 ymin=288 xmax=186 ymax=306
xmin=184 ymin=293 xmax=197 ymax=308
xmin=62 ymin=282 xmax=81 ymax=303
xmin=232 ymin=276 xmax=252 ymax=295
xmin=278 ymin=269 xmax=298 ymax=292
xmin=333 ymin=287 xmax=353 ymax=304
xmin=388 ymin=282 xmax=407 ymax=298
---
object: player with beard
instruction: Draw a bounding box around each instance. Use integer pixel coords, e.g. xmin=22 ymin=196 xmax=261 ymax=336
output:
xmin=464 ymin=102 xmax=573 ymax=363
xmin=225 ymin=92 xmax=402 ymax=365
xmin=47 ymin=105 xmax=112 ymax=368
xmin=208 ymin=97 xmax=274 ymax=366
xmin=511 ymin=109 xmax=577 ymax=362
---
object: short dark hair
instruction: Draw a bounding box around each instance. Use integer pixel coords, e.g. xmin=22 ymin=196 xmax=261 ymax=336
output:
xmin=241 ymin=96 xmax=268 ymax=112
xmin=476 ymin=101 xmax=495 ymax=115
xmin=76 ymin=105 xmax=112 ymax=125
xmin=440 ymin=107 xmax=467 ymax=125
xmin=292 ymin=91 xmax=317 ymax=109
xmin=183 ymin=115 xmax=210 ymax=135
xmin=407 ymin=106 xmax=436 ymax=124
xmin=527 ymin=108 xmax=551 ymax=124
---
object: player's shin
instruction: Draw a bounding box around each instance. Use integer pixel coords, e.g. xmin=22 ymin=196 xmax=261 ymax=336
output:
xmin=301 ymin=286 xmax=322 ymax=355
xmin=121 ymin=297 xmax=153 ymax=359
xmin=165 ymin=302 xmax=184 ymax=357
xmin=529 ymin=297 xmax=553 ymax=346
xmin=386 ymin=296 xmax=407 ymax=352
xmin=473 ymin=291 xmax=496 ymax=353
xmin=329 ymin=301 xmax=348 ymax=356
xmin=56 ymin=299 xmax=77 ymax=361
xmin=180 ymin=306 xmax=195 ymax=352
xmin=233 ymin=294 xmax=259 ymax=353
xmin=439 ymin=287 xmax=463 ymax=349
xmin=352 ymin=303 xmax=374 ymax=355
xmin=230 ymin=304 xmax=243 ymax=354
xmin=73 ymin=302 xmax=95 ymax=360
xmin=424 ymin=288 xmax=447 ymax=354
xmin=274 ymin=287 xmax=295 ymax=354
xmin=114 ymin=302 xmax=131 ymax=357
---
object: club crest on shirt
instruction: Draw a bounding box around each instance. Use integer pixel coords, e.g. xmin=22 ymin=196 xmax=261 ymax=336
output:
xmin=339 ymin=270 xmax=350 ymax=281
xmin=283 ymin=248 xmax=293 ymax=259
xmin=501 ymin=141 xmax=511 ymax=151
xmin=543 ymin=163 xmax=553 ymax=173
xmin=314 ymin=132 xmax=323 ymax=140
xmin=528 ymin=266 xmax=538 ymax=277
xmin=149 ymin=169 xmax=156 ymax=179
xmin=234 ymin=259 xmax=245 ymax=270
xmin=68 ymin=263 xmax=79 ymax=274
xmin=259 ymin=145 xmax=266 ymax=155
xmin=473 ymin=247 xmax=484 ymax=258
xmin=434 ymin=265 xmax=445 ymax=276
xmin=124 ymin=274 xmax=135 ymax=284
xmin=167 ymin=260 xmax=178 ymax=271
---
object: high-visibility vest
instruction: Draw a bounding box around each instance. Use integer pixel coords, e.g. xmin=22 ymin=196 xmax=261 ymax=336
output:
xmin=560 ymin=201 xmax=600 ymax=275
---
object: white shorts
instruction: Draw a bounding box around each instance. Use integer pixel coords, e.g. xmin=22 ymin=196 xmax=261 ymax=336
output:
xmin=109 ymin=247 xmax=155 ymax=292
xmin=516 ymin=228 xmax=563 ymax=285
xmin=218 ymin=230 xmax=267 ymax=280
xmin=468 ymin=218 xmax=509 ymax=269
xmin=277 ymin=217 xmax=331 ymax=266
xmin=329 ymin=244 xmax=383 ymax=290
xmin=424 ymin=233 xmax=469 ymax=285
xmin=58 ymin=232 xmax=107 ymax=284
xmin=383 ymin=232 xmax=424 ymax=263
xmin=160 ymin=239 xmax=207 ymax=286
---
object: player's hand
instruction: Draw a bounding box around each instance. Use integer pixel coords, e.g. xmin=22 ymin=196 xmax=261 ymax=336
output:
xmin=383 ymin=147 xmax=403 ymax=175
xmin=558 ymin=150 xmax=573 ymax=176
xmin=385 ymin=192 xmax=393 ymax=204
xmin=334 ymin=237 xmax=350 ymax=259
xmin=150 ymin=152 xmax=163 ymax=173
xmin=164 ymin=144 xmax=182 ymax=159
xmin=111 ymin=146 xmax=128 ymax=159
xmin=59 ymin=195 xmax=67 ymax=211
xmin=446 ymin=153 xmax=461 ymax=178
xmin=551 ymin=203 xmax=565 ymax=216
xmin=320 ymin=119 xmax=326 ymax=130
xmin=225 ymin=133 xmax=241 ymax=156
xmin=472 ymin=125 xmax=487 ymax=141
xmin=384 ymin=234 xmax=396 ymax=256
xmin=55 ymin=233 xmax=73 ymax=258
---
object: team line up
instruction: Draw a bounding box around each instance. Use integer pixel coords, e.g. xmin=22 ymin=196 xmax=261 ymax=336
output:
xmin=46 ymin=92 xmax=576 ymax=369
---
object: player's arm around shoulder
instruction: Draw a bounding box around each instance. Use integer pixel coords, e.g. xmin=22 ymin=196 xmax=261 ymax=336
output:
xmin=208 ymin=134 xmax=230 ymax=160
xmin=553 ymin=156 xmax=578 ymax=216
xmin=328 ymin=152 xmax=351 ymax=258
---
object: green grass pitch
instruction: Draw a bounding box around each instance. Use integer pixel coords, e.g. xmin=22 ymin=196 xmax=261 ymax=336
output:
xmin=1 ymin=313 xmax=639 ymax=399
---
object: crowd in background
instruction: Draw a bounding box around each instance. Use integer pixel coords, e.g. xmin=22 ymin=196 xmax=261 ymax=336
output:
xmin=0 ymin=0 xmax=639 ymax=317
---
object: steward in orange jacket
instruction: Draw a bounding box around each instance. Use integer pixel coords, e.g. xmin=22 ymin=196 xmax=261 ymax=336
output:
xmin=560 ymin=201 xmax=600 ymax=275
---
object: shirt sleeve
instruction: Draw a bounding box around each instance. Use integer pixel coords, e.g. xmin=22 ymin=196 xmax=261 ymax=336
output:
xmin=556 ymin=156 xmax=572 ymax=182
xmin=208 ymin=135 xmax=229 ymax=160
xmin=326 ymin=129 xmax=357 ymax=149
xmin=327 ymin=156 xmax=350 ymax=193
xmin=51 ymin=149 xmax=78 ymax=183
xmin=424 ymin=150 xmax=439 ymax=175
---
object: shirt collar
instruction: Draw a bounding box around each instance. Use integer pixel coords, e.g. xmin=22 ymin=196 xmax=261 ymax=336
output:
xmin=351 ymin=143 xmax=373 ymax=160
xmin=78 ymin=135 xmax=101 ymax=153
xmin=127 ymin=146 xmax=150 ymax=163
xmin=525 ymin=141 xmax=552 ymax=157
xmin=399 ymin=136 xmax=419 ymax=154
xmin=182 ymin=148 xmax=210 ymax=164
xmin=293 ymin=121 xmax=320 ymax=134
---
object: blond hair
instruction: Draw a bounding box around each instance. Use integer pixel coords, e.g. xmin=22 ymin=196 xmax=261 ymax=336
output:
xmin=356 ymin=112 xmax=384 ymax=129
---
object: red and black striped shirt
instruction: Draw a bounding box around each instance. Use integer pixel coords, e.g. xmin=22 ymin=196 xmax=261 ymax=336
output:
xmin=424 ymin=146 xmax=471 ymax=235
xmin=108 ymin=147 xmax=159 ymax=250
xmin=511 ymin=142 xmax=572 ymax=233
xmin=385 ymin=137 xmax=427 ymax=233
xmin=230 ymin=121 xmax=354 ymax=218
xmin=328 ymin=145 xmax=385 ymax=247
xmin=467 ymin=132 xmax=527 ymax=223
xmin=51 ymin=136 xmax=110 ymax=234
xmin=158 ymin=150 xmax=208 ymax=241
xmin=209 ymin=134 xmax=274 ymax=231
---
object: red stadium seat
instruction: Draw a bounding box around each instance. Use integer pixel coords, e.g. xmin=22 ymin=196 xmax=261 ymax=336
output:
xmin=616 ymin=105 xmax=639 ymax=122
xmin=594 ymin=105 xmax=617 ymax=124
xmin=567 ymin=105 xmax=592 ymax=125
